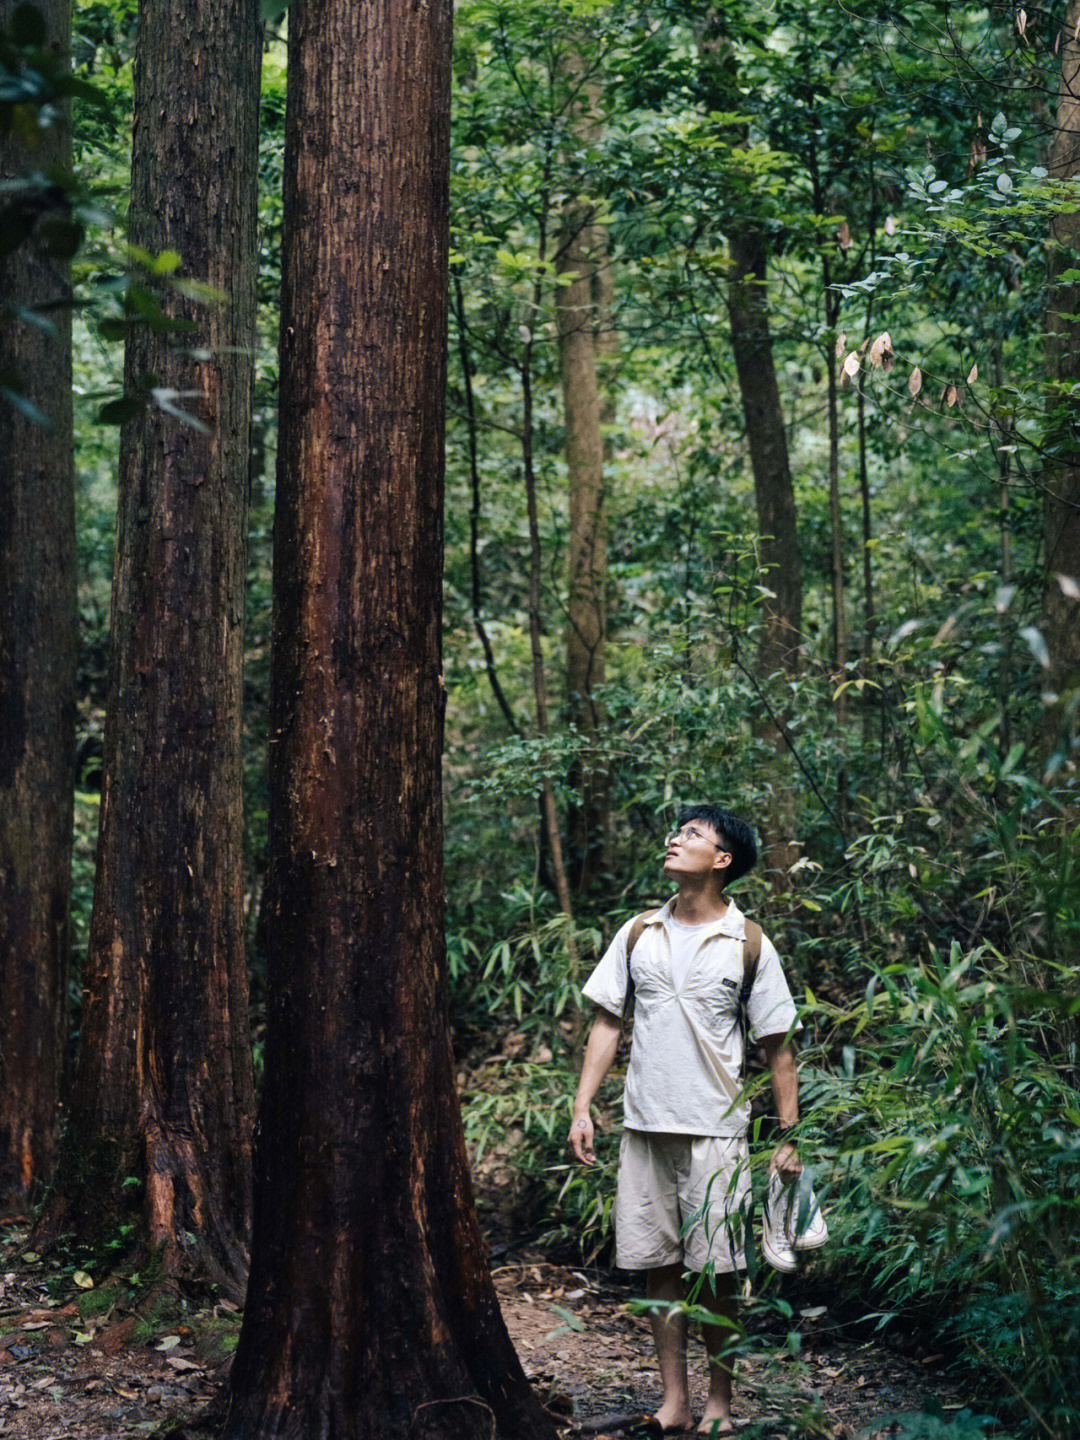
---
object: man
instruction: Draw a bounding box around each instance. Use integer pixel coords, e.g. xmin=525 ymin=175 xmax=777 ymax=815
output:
xmin=568 ymin=805 xmax=802 ymax=1436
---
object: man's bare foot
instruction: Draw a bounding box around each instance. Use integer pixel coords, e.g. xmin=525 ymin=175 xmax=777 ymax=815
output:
xmin=654 ymin=1399 xmax=694 ymax=1433
xmin=697 ymin=1409 xmax=735 ymax=1435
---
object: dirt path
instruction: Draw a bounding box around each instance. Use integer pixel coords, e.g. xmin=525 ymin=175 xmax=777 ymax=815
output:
xmin=494 ymin=1258 xmax=969 ymax=1437
xmin=0 ymin=1227 xmax=968 ymax=1439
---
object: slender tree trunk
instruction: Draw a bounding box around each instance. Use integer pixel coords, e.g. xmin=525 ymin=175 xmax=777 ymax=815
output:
xmin=726 ymin=227 xmax=803 ymax=677
xmin=1044 ymin=2 xmax=1080 ymax=762
xmin=0 ymin=0 xmax=76 ymax=1214
xmin=697 ymin=15 xmax=803 ymax=879
xmin=725 ymin=226 xmax=802 ymax=876
xmin=453 ymin=277 xmax=520 ymax=735
xmin=34 ymin=0 xmax=260 ymax=1295
xmin=557 ymin=69 xmax=611 ymax=894
xmin=522 ymin=211 xmax=577 ymax=955
xmin=223 ymin=0 xmax=558 ymax=1433
xmin=824 ymin=282 xmax=850 ymax=831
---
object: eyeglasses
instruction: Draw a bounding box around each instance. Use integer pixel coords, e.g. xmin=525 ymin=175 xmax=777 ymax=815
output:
xmin=664 ymin=825 xmax=730 ymax=854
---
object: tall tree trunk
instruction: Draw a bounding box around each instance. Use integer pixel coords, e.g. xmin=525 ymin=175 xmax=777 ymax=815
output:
xmin=0 ymin=0 xmax=76 ymax=1214
xmin=725 ymin=226 xmax=803 ymax=876
xmin=726 ymin=228 xmax=803 ymax=677
xmin=558 ymin=70 xmax=611 ymax=895
xmin=523 ymin=209 xmax=577 ymax=957
xmin=453 ymin=276 xmax=520 ymax=735
xmin=222 ymin=0 xmax=558 ymax=1433
xmin=697 ymin=14 xmax=803 ymax=880
xmin=34 ymin=0 xmax=259 ymax=1294
xmin=1044 ymin=2 xmax=1080 ymax=763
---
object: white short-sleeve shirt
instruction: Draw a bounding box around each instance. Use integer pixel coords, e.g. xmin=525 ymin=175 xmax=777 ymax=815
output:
xmin=581 ymin=897 xmax=800 ymax=1138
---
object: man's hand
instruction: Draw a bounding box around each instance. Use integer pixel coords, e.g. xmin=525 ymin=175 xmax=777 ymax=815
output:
xmin=568 ymin=1113 xmax=596 ymax=1165
xmin=770 ymin=1140 xmax=802 ymax=1181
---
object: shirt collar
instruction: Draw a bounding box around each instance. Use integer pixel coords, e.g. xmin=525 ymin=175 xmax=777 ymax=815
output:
xmin=647 ymin=895 xmax=747 ymax=940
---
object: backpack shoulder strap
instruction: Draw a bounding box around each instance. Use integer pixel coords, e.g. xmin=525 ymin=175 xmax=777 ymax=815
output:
xmin=737 ymin=918 xmax=763 ymax=1053
xmin=623 ymin=913 xmax=648 ymax=1022
xmin=742 ymin=919 xmax=762 ymax=991
xmin=627 ymin=914 xmax=647 ymax=965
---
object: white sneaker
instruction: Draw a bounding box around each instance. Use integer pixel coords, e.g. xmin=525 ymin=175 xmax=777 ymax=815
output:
xmin=762 ymin=1173 xmax=829 ymax=1270
xmin=761 ymin=1173 xmax=798 ymax=1272
xmin=789 ymin=1178 xmax=829 ymax=1251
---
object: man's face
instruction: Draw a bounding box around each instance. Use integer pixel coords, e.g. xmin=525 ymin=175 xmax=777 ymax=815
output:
xmin=662 ymin=820 xmax=732 ymax=884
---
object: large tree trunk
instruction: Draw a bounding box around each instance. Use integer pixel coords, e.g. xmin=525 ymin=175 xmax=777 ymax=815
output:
xmin=0 ymin=0 xmax=76 ymax=1215
xmin=558 ymin=72 xmax=611 ymax=894
xmin=222 ymin=0 xmax=558 ymax=1434
xmin=34 ymin=0 xmax=259 ymax=1294
xmin=1044 ymin=2 xmax=1080 ymax=762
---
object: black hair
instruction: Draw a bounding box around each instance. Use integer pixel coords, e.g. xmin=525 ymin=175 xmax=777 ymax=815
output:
xmin=677 ymin=804 xmax=759 ymax=887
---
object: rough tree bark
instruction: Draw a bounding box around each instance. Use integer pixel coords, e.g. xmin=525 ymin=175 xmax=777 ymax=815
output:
xmin=1044 ymin=1 xmax=1080 ymax=762
xmin=0 ymin=0 xmax=76 ymax=1214
xmin=558 ymin=67 xmax=611 ymax=894
xmin=34 ymin=0 xmax=260 ymax=1294
xmin=221 ymin=0 xmax=559 ymax=1434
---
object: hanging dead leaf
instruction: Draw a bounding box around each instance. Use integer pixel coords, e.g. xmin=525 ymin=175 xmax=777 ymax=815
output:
xmin=1016 ymin=8 xmax=1027 ymax=40
xmin=969 ymin=134 xmax=987 ymax=172
xmin=1075 ymin=12 xmax=1079 ymax=40
xmin=840 ymin=351 xmax=860 ymax=389
xmin=884 ymin=215 xmax=897 ymax=236
xmin=868 ymin=331 xmax=895 ymax=369
xmin=837 ymin=220 xmax=852 ymax=250
xmin=835 ymin=331 xmax=847 ymax=359
xmin=944 ymin=384 xmax=960 ymax=408
xmin=908 ymin=366 xmax=922 ymax=397
xmin=967 ymin=362 xmax=978 ymax=384
xmin=1055 ymin=27 xmax=1061 ymax=52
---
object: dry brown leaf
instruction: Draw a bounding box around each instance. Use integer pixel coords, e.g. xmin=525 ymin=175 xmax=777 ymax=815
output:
xmin=837 ymin=220 xmax=852 ymax=250
xmin=1016 ymin=8 xmax=1027 ymax=39
xmin=835 ymin=330 xmax=846 ymax=358
xmin=868 ymin=331 xmax=894 ymax=369
xmin=908 ymin=366 xmax=922 ymax=397
xmin=969 ymin=134 xmax=987 ymax=172
xmin=840 ymin=352 xmax=860 ymax=390
xmin=1056 ymin=27 xmax=1061 ymax=52
xmin=967 ymin=362 xmax=978 ymax=384
xmin=858 ymin=335 xmax=870 ymax=356
xmin=884 ymin=215 xmax=897 ymax=235
xmin=166 ymin=1355 xmax=201 ymax=1372
xmin=1075 ymin=13 xmax=1079 ymax=40
xmin=944 ymin=384 xmax=960 ymax=408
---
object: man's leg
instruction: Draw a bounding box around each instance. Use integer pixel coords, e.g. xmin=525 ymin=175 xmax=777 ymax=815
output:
xmin=646 ymin=1263 xmax=693 ymax=1432
xmin=697 ymin=1270 xmax=739 ymax=1434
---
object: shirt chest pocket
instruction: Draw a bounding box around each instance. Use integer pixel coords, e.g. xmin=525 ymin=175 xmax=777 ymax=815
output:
xmin=629 ymin=943 xmax=670 ymax=1003
xmin=684 ymin=961 xmax=743 ymax=1031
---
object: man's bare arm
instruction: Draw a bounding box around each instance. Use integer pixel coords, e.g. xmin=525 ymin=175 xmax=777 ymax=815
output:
xmin=760 ymin=1033 xmax=802 ymax=1179
xmin=568 ymin=1008 xmax=622 ymax=1165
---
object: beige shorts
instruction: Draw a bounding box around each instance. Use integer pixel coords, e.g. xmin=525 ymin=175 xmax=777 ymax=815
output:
xmin=614 ymin=1130 xmax=751 ymax=1274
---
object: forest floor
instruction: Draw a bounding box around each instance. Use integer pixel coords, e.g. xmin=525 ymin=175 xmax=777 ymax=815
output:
xmin=0 ymin=1223 xmax=974 ymax=1440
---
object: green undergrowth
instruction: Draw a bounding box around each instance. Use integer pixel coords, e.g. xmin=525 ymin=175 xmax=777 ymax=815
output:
xmin=455 ymin=731 xmax=1080 ymax=1439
